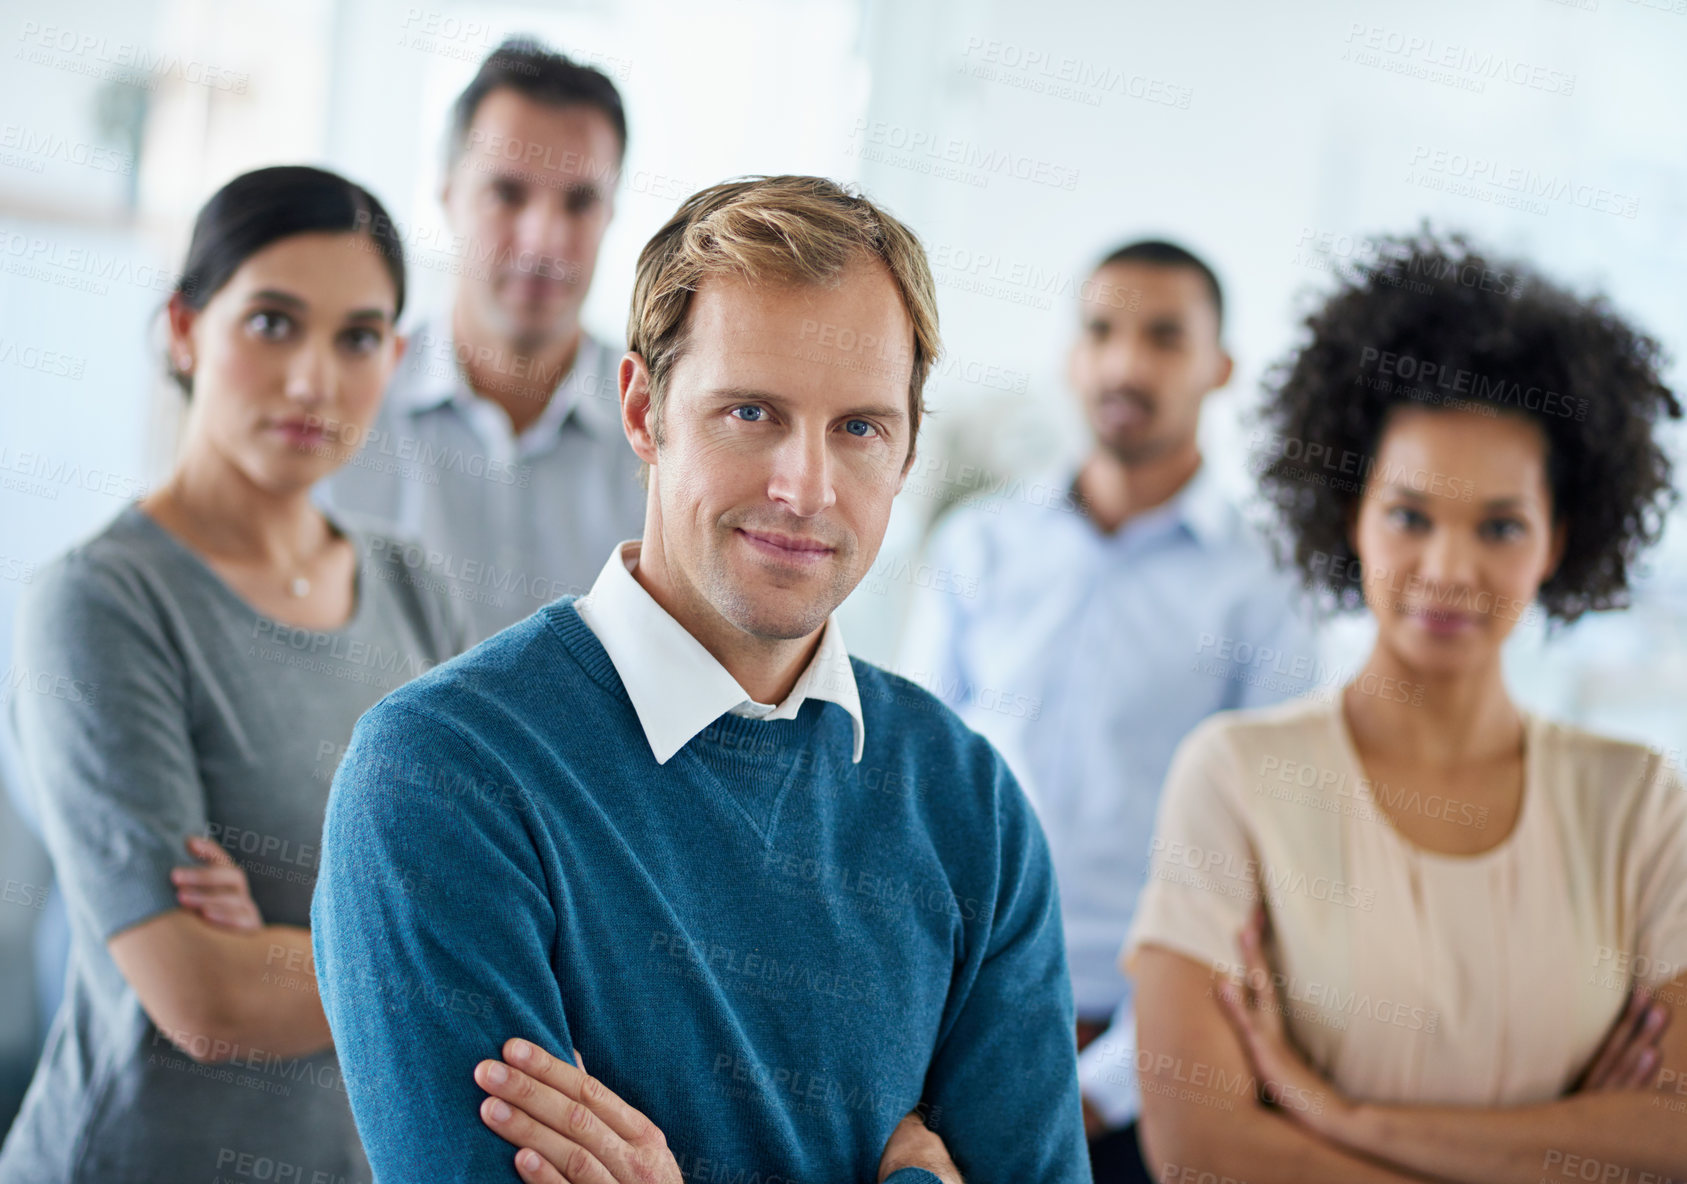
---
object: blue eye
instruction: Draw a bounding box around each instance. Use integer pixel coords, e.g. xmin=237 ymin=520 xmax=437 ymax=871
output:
xmin=731 ymin=405 xmax=766 ymax=422
xmin=844 ymin=419 xmax=877 ymax=438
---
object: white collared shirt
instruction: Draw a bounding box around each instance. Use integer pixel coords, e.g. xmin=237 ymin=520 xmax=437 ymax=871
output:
xmin=313 ymin=321 xmax=647 ymax=645
xmin=573 ymin=541 xmax=866 ymax=766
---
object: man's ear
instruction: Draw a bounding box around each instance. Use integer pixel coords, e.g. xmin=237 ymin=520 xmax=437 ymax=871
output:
xmin=1211 ymin=347 xmax=1234 ymax=391
xmin=620 ymin=351 xmax=658 ymax=466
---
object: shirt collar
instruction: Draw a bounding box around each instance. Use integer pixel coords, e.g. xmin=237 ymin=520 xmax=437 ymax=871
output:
xmin=1060 ymin=458 xmax=1238 ymax=550
xmin=573 ymin=541 xmax=866 ymax=766
xmin=1169 ymin=461 xmax=1240 ymax=550
xmin=387 ymin=320 xmax=623 ymax=441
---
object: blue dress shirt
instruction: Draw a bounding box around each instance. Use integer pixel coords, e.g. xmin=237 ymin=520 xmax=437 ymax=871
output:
xmin=895 ymin=463 xmax=1318 ymax=1124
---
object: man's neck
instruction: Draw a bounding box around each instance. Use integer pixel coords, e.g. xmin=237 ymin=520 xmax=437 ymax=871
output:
xmin=628 ymin=537 xmax=822 ymax=707
xmin=1074 ymin=440 xmax=1201 ymax=534
xmin=451 ymin=304 xmax=583 ymax=435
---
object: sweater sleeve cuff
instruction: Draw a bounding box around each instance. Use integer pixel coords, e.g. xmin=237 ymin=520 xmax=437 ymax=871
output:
xmin=881 ymin=1169 xmax=944 ymax=1184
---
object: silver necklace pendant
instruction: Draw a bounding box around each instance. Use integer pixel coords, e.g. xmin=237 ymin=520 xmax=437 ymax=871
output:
xmin=289 ymin=576 xmax=311 ymax=598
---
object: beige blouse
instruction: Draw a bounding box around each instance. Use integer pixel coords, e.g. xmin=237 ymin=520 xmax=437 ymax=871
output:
xmin=1124 ymin=694 xmax=1687 ymax=1105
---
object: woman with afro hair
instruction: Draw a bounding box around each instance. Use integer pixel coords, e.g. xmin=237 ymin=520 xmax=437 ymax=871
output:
xmin=1120 ymin=230 xmax=1687 ymax=1183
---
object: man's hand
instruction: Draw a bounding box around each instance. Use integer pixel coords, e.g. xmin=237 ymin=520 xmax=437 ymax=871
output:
xmin=170 ymin=835 xmax=263 ymax=930
xmin=1569 ymin=984 xmax=1671 ymax=1093
xmin=475 ymin=1039 xmax=681 ymax=1183
xmin=877 ymin=1111 xmax=963 ymax=1184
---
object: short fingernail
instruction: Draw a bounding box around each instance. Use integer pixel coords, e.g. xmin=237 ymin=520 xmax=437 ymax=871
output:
xmin=489 ymin=1099 xmax=511 ymax=1121
xmin=518 ymin=1149 xmax=541 ymax=1172
xmin=508 ymin=1040 xmax=530 ymax=1064
xmin=485 ymin=1062 xmax=507 ymax=1085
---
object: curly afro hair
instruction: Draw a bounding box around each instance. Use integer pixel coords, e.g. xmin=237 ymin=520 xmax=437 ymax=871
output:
xmin=1254 ymin=228 xmax=1680 ymax=624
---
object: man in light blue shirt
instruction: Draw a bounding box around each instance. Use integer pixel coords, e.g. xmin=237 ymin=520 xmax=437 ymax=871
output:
xmin=317 ymin=38 xmax=645 ymax=643
xmin=897 ymin=240 xmax=1317 ymax=1181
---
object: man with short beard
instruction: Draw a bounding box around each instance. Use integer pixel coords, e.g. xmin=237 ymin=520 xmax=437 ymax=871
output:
xmin=313 ymin=176 xmax=1089 ymax=1183
xmin=317 ymin=37 xmax=645 ymax=643
xmin=899 ymin=241 xmax=1316 ymax=1182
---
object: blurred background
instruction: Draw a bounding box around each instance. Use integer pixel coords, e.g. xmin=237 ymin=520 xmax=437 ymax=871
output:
xmin=1 ymin=0 xmax=1684 ymax=1132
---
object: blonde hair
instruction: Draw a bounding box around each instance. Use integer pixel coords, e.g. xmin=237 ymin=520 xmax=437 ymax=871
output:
xmin=627 ymin=175 xmax=940 ymax=470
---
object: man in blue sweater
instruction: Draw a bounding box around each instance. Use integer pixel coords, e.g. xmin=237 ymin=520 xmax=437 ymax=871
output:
xmin=312 ymin=175 xmax=1089 ymax=1183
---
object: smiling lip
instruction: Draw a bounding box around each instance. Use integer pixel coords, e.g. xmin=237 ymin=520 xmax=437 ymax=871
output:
xmin=738 ymin=528 xmax=835 ymax=562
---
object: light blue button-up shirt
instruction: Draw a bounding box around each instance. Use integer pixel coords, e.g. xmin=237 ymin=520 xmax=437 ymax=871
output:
xmin=315 ymin=322 xmax=647 ymax=644
xmin=895 ymin=462 xmax=1318 ymax=1123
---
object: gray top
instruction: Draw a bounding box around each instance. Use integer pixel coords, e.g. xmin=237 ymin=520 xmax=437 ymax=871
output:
xmin=314 ymin=323 xmax=648 ymax=645
xmin=0 ymin=502 xmax=468 ymax=1184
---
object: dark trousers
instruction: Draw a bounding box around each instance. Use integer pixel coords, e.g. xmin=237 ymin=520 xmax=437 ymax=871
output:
xmin=1090 ymin=1120 xmax=1155 ymax=1184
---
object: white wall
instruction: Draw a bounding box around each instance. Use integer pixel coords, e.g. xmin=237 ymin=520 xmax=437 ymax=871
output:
xmin=839 ymin=0 xmax=1687 ymax=760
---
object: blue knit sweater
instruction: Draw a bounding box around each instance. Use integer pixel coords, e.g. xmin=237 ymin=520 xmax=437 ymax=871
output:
xmin=311 ymin=598 xmax=1087 ymax=1182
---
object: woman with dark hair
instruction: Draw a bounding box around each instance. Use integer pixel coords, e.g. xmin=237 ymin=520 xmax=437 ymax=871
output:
xmin=0 ymin=165 xmax=467 ymax=1181
xmin=1123 ymin=231 xmax=1687 ymax=1183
